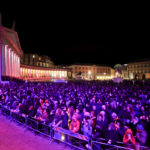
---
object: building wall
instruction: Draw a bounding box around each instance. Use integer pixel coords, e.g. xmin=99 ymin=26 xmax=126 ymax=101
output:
xmin=20 ymin=64 xmax=69 ymax=81
xmin=22 ymin=53 xmax=54 ymax=68
xmin=128 ymin=61 xmax=150 ymax=79
xmin=69 ymin=65 xmax=113 ymax=80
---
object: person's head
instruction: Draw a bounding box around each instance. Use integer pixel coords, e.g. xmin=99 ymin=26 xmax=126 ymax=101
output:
xmin=141 ymin=105 xmax=145 ymax=111
xmin=61 ymin=110 xmax=66 ymax=116
xmin=99 ymin=111 xmax=105 ymax=117
xmin=91 ymin=111 xmax=95 ymax=117
xmin=125 ymin=128 xmax=133 ymax=137
xmin=40 ymin=99 xmax=43 ymax=103
xmin=112 ymin=112 xmax=117 ymax=120
xmin=132 ymin=116 xmax=139 ymax=125
xmin=92 ymin=105 xmax=96 ymax=110
xmin=56 ymin=108 xmax=62 ymax=116
xmin=108 ymin=123 xmax=115 ymax=131
xmin=45 ymin=99 xmax=49 ymax=103
xmin=97 ymin=114 xmax=103 ymax=121
xmin=101 ymin=105 xmax=106 ymax=111
xmin=126 ymin=105 xmax=131 ymax=112
xmin=72 ymin=114 xmax=77 ymax=122
xmin=115 ymin=120 xmax=120 ymax=130
xmin=29 ymin=105 xmax=33 ymax=110
xmin=85 ymin=120 xmax=89 ymax=126
xmin=136 ymin=103 xmax=140 ymax=109
xmin=83 ymin=107 xmax=87 ymax=113
xmin=76 ymin=108 xmax=80 ymax=114
xmin=38 ymin=106 xmax=43 ymax=112
xmin=136 ymin=124 xmax=144 ymax=131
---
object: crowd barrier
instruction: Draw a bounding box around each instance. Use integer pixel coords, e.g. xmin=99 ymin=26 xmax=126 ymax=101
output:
xmin=53 ymin=127 xmax=89 ymax=150
xmin=0 ymin=104 xmax=149 ymax=150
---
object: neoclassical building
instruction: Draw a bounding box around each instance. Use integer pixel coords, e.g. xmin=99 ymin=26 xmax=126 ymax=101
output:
xmin=0 ymin=16 xmax=23 ymax=81
xmin=0 ymin=14 xmax=71 ymax=82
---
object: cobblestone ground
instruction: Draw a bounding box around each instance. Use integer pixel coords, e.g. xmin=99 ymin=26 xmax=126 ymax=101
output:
xmin=0 ymin=115 xmax=73 ymax=150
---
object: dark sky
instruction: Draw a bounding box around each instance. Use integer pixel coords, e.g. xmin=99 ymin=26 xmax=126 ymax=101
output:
xmin=0 ymin=7 xmax=149 ymax=67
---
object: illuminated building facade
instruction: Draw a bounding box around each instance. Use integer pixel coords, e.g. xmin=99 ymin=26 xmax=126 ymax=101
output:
xmin=128 ymin=60 xmax=150 ymax=80
xmin=0 ymin=16 xmax=23 ymax=81
xmin=20 ymin=64 xmax=69 ymax=81
xmin=21 ymin=53 xmax=54 ymax=68
xmin=0 ymin=13 xmax=71 ymax=82
xmin=69 ymin=64 xmax=114 ymax=80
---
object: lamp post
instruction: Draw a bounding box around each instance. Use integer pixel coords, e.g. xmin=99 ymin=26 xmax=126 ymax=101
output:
xmin=88 ymin=70 xmax=91 ymax=80
xmin=104 ymin=72 xmax=106 ymax=80
xmin=33 ymin=55 xmax=35 ymax=65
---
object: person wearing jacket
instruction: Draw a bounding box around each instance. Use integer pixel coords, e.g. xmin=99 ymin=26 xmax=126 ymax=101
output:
xmin=136 ymin=124 xmax=147 ymax=145
xmin=81 ymin=120 xmax=92 ymax=138
xmin=123 ymin=128 xmax=136 ymax=148
xmin=69 ymin=114 xmax=80 ymax=133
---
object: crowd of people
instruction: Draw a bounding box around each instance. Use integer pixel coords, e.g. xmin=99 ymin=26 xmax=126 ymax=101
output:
xmin=0 ymin=80 xmax=150 ymax=149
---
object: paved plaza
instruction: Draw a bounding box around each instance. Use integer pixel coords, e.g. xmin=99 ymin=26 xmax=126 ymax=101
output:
xmin=0 ymin=115 xmax=72 ymax=150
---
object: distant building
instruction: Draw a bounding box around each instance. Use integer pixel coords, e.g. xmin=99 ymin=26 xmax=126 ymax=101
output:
xmin=20 ymin=64 xmax=71 ymax=81
xmin=114 ymin=64 xmax=129 ymax=79
xmin=22 ymin=53 xmax=54 ymax=68
xmin=122 ymin=64 xmax=129 ymax=79
xmin=127 ymin=59 xmax=150 ymax=79
xmin=68 ymin=64 xmax=114 ymax=80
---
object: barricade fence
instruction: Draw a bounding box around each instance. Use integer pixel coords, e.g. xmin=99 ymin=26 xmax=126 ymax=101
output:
xmin=0 ymin=104 xmax=149 ymax=150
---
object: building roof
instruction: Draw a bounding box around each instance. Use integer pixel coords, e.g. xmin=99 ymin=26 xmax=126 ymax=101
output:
xmin=0 ymin=25 xmax=23 ymax=56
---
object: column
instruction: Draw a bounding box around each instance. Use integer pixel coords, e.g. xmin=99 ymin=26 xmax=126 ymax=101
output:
xmin=0 ymin=43 xmax=2 ymax=81
xmin=16 ymin=55 xmax=18 ymax=78
xmin=18 ymin=56 xmax=20 ymax=78
xmin=15 ymin=54 xmax=17 ymax=78
xmin=12 ymin=51 xmax=14 ymax=77
xmin=13 ymin=53 xmax=17 ymax=78
xmin=4 ymin=45 xmax=8 ymax=76
xmin=7 ymin=46 xmax=10 ymax=76
xmin=16 ymin=54 xmax=18 ymax=78
xmin=9 ymin=48 xmax=12 ymax=77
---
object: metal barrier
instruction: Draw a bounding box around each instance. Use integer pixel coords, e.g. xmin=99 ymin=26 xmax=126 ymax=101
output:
xmin=1 ymin=105 xmax=11 ymax=116
xmin=91 ymin=139 xmax=150 ymax=150
xmin=0 ymin=105 xmax=149 ymax=150
xmin=91 ymin=140 xmax=135 ymax=150
xmin=52 ymin=127 xmax=90 ymax=150
xmin=0 ymin=105 xmax=52 ymax=138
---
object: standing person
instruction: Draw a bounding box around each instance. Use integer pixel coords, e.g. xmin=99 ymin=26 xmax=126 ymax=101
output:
xmin=105 ymin=122 xmax=119 ymax=145
xmin=61 ymin=110 xmax=68 ymax=129
xmin=123 ymin=128 xmax=136 ymax=149
xmin=136 ymin=124 xmax=147 ymax=146
xmin=69 ymin=114 xmax=80 ymax=133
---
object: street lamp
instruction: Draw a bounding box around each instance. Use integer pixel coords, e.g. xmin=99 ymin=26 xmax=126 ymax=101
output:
xmin=88 ymin=71 xmax=91 ymax=80
xmin=33 ymin=55 xmax=35 ymax=65
xmin=104 ymin=72 xmax=106 ymax=80
xmin=88 ymin=71 xmax=91 ymax=75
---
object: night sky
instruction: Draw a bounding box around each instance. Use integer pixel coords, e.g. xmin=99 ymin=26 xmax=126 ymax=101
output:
xmin=0 ymin=8 xmax=149 ymax=67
